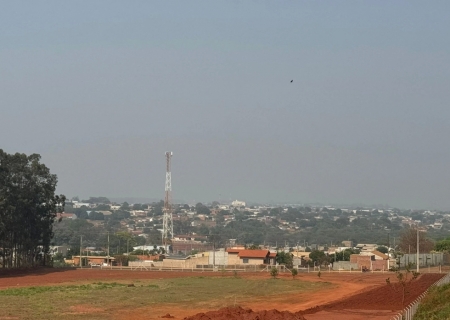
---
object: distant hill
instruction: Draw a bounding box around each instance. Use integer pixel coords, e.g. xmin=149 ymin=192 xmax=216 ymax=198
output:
xmin=110 ymin=197 xmax=186 ymax=204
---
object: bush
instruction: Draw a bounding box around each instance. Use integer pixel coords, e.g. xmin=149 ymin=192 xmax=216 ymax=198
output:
xmin=291 ymin=268 xmax=298 ymax=279
xmin=270 ymin=267 xmax=279 ymax=279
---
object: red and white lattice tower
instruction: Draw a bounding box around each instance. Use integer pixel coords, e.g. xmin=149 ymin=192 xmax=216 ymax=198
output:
xmin=162 ymin=152 xmax=174 ymax=249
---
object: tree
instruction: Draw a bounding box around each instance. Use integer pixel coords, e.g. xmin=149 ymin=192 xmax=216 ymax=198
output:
xmin=195 ymin=203 xmax=211 ymax=215
xmin=0 ymin=150 xmax=65 ymax=268
xmin=398 ymin=227 xmax=434 ymax=254
xmin=198 ymin=224 xmax=210 ymax=236
xmin=270 ymin=267 xmax=279 ymax=279
xmin=211 ymin=201 xmax=220 ymax=207
xmin=95 ymin=204 xmax=111 ymax=211
xmin=89 ymin=211 xmax=104 ymax=220
xmin=83 ymin=197 xmax=110 ymax=204
xmin=335 ymin=217 xmax=349 ymax=227
xmin=435 ymin=238 xmax=450 ymax=252
xmin=276 ymin=251 xmax=294 ymax=269
xmin=309 ymin=250 xmax=328 ymax=266
xmin=376 ymin=246 xmax=389 ymax=254
xmin=151 ymin=200 xmax=164 ymax=216
xmin=291 ymin=268 xmax=298 ymax=279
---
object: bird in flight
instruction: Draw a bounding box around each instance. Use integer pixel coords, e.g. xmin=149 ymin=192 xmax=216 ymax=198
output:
xmin=290 ymin=80 xmax=293 ymax=83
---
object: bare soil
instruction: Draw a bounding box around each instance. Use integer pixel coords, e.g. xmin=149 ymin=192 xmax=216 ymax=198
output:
xmin=0 ymin=268 xmax=445 ymax=320
xmin=299 ymin=273 xmax=444 ymax=320
xmin=0 ymin=267 xmax=222 ymax=288
xmin=183 ymin=307 xmax=307 ymax=320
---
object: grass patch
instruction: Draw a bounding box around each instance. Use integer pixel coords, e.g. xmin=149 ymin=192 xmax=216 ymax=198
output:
xmin=0 ymin=277 xmax=331 ymax=320
xmin=414 ymin=283 xmax=450 ymax=320
xmin=0 ymin=282 xmax=151 ymax=296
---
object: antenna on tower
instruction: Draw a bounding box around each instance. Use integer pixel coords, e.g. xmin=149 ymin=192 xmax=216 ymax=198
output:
xmin=163 ymin=151 xmax=174 ymax=252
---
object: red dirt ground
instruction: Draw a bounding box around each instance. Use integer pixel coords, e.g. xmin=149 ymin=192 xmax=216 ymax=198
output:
xmin=0 ymin=268 xmax=445 ymax=320
xmin=0 ymin=267 xmax=223 ymax=288
xmin=299 ymin=273 xmax=444 ymax=320
xmin=183 ymin=307 xmax=307 ymax=320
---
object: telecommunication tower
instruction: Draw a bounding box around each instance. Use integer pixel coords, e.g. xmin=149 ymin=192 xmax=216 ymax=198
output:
xmin=162 ymin=152 xmax=174 ymax=250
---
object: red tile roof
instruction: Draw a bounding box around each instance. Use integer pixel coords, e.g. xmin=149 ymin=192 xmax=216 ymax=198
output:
xmin=269 ymin=252 xmax=277 ymax=258
xmin=238 ymin=250 xmax=269 ymax=259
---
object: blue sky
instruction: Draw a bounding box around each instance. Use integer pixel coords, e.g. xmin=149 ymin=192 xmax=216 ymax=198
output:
xmin=1 ymin=1 xmax=450 ymax=208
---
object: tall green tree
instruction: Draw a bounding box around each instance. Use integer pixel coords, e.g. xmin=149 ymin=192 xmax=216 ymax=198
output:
xmin=0 ymin=150 xmax=65 ymax=268
xmin=435 ymin=238 xmax=450 ymax=252
xmin=276 ymin=251 xmax=293 ymax=269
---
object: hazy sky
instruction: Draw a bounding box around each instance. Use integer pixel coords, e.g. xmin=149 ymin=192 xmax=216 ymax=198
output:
xmin=1 ymin=1 xmax=450 ymax=209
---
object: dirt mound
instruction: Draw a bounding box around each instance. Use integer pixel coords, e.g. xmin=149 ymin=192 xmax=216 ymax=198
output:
xmin=183 ymin=307 xmax=306 ymax=320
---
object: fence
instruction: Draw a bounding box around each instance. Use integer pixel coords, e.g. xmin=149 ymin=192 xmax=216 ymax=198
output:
xmin=390 ymin=272 xmax=450 ymax=320
xmin=101 ymin=263 xmax=287 ymax=273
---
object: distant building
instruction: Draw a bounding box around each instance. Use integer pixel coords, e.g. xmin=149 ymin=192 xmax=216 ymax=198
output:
xmin=356 ymin=243 xmax=378 ymax=252
xmin=231 ymin=200 xmax=246 ymax=207
xmin=341 ymin=240 xmax=352 ymax=247
xmin=49 ymin=246 xmax=68 ymax=256
xmin=72 ymin=201 xmax=91 ymax=208
xmin=56 ymin=213 xmax=77 ymax=220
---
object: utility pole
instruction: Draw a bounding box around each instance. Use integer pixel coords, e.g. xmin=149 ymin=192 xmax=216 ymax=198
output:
xmin=80 ymin=235 xmax=83 ymax=268
xmin=417 ymin=227 xmax=420 ymax=273
xmin=388 ymin=232 xmax=390 ymax=249
xmin=107 ymin=232 xmax=110 ymax=266
xmin=213 ymin=236 xmax=216 ymax=268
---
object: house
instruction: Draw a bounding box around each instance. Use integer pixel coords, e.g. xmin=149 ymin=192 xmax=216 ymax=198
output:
xmin=133 ymin=245 xmax=165 ymax=252
xmin=135 ymin=254 xmax=162 ymax=262
xmin=191 ymin=220 xmax=216 ymax=228
xmin=355 ymin=243 xmax=378 ymax=252
xmin=226 ymin=249 xmax=275 ymax=265
xmin=231 ymin=200 xmax=246 ymax=207
xmin=292 ymin=251 xmax=311 ymax=267
xmin=56 ymin=213 xmax=77 ymax=220
xmin=350 ymin=251 xmax=389 ymax=271
xmin=72 ymin=255 xmax=116 ymax=266
xmin=341 ymin=240 xmax=352 ymax=247
xmin=72 ymin=202 xmax=91 ymax=208
xmin=130 ymin=210 xmax=147 ymax=217
xmin=350 ymin=254 xmax=373 ymax=270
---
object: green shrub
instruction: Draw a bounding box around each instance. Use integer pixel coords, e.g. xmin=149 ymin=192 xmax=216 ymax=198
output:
xmin=270 ymin=267 xmax=279 ymax=279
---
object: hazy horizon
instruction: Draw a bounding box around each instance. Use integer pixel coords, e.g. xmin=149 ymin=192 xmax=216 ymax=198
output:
xmin=2 ymin=2 xmax=450 ymax=210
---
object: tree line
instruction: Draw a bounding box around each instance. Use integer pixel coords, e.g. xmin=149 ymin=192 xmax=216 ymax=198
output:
xmin=0 ymin=150 xmax=65 ymax=268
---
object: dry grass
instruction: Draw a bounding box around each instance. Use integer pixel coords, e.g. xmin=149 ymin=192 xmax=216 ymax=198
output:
xmin=0 ymin=277 xmax=331 ymax=319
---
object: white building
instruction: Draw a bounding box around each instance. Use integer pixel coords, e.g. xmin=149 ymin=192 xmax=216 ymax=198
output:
xmin=231 ymin=200 xmax=246 ymax=207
